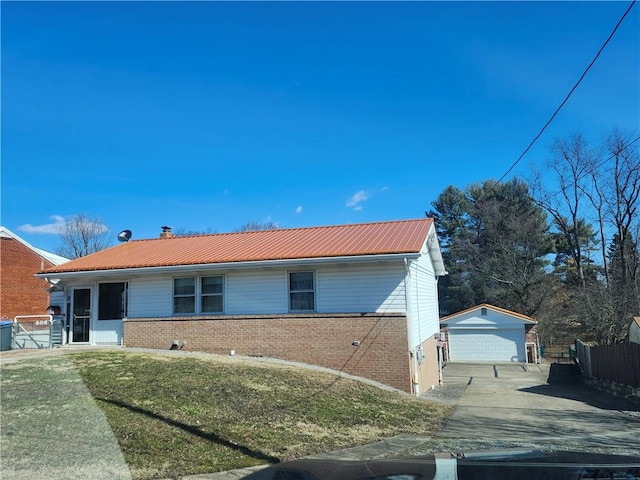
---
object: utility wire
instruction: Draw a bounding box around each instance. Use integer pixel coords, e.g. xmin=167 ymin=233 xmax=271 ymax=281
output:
xmin=493 ymin=0 xmax=637 ymax=188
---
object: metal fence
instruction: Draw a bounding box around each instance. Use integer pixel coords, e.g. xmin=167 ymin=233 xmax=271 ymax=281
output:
xmin=575 ymin=339 xmax=640 ymax=388
xmin=12 ymin=315 xmax=65 ymax=349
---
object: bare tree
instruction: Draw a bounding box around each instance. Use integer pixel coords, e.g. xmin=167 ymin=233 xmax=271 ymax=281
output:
xmin=173 ymin=222 xmax=280 ymax=235
xmin=531 ymin=133 xmax=599 ymax=286
xmin=584 ymin=154 xmax=609 ymax=283
xmin=56 ymin=214 xmax=111 ymax=259
xmin=584 ymin=130 xmax=640 ymax=285
xmin=532 ymin=130 xmax=640 ymax=344
xmin=604 ymin=130 xmax=640 ymax=285
xmin=173 ymin=227 xmax=217 ymax=236
xmin=235 ymin=221 xmax=280 ymax=232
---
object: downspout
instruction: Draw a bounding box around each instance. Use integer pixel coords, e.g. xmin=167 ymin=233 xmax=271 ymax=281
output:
xmin=427 ymin=231 xmax=447 ymax=386
xmin=437 ymin=276 xmax=444 ymax=386
xmin=65 ymin=287 xmax=71 ymax=345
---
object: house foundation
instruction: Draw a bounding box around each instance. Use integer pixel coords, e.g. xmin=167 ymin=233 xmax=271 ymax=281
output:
xmin=124 ymin=313 xmax=413 ymax=392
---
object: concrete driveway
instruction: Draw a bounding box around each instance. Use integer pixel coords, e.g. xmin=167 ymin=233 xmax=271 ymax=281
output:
xmin=434 ymin=362 xmax=640 ymax=454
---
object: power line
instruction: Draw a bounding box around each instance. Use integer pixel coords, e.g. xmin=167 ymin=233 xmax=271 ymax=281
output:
xmin=493 ymin=0 xmax=637 ymax=187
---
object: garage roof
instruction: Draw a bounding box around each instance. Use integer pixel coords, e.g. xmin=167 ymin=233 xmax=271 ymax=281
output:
xmin=440 ymin=303 xmax=536 ymax=324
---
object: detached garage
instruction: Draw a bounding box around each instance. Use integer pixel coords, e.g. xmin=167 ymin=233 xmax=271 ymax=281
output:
xmin=440 ymin=304 xmax=538 ymax=363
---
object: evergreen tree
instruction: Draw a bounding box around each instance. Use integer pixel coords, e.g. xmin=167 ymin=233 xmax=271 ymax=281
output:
xmin=428 ymin=179 xmax=554 ymax=317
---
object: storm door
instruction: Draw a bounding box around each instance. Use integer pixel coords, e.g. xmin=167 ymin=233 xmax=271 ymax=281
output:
xmin=71 ymin=288 xmax=91 ymax=343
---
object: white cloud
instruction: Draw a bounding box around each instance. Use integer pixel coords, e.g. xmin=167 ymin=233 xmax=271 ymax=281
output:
xmin=295 ymin=205 xmax=303 ymax=214
xmin=346 ymin=190 xmax=370 ymax=210
xmin=18 ymin=215 xmax=66 ymax=234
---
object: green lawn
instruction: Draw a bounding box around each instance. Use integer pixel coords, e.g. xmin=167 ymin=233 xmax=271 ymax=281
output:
xmin=1 ymin=351 xmax=452 ymax=480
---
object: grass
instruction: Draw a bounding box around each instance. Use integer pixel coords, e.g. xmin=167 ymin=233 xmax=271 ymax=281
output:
xmin=1 ymin=350 xmax=452 ymax=480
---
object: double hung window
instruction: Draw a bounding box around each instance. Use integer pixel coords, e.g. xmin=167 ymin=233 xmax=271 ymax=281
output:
xmin=173 ymin=276 xmax=224 ymax=315
xmin=201 ymin=276 xmax=223 ymax=313
xmin=289 ymin=272 xmax=315 ymax=311
xmin=173 ymin=278 xmax=196 ymax=314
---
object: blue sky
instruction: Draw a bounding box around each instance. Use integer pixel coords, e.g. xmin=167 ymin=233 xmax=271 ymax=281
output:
xmin=2 ymin=1 xmax=638 ymax=254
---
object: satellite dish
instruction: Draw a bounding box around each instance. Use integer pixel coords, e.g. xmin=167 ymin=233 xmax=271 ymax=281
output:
xmin=117 ymin=230 xmax=132 ymax=242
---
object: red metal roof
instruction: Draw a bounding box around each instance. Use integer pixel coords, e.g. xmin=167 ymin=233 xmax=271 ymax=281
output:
xmin=42 ymin=218 xmax=435 ymax=274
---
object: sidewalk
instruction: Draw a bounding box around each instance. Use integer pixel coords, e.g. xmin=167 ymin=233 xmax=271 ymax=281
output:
xmin=0 ymin=344 xmax=121 ymax=363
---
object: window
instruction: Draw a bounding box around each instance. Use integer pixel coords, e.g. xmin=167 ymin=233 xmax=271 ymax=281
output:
xmin=201 ymin=276 xmax=223 ymax=313
xmin=174 ymin=278 xmax=196 ymax=314
xmin=481 ymin=307 xmax=488 ymax=316
xmin=289 ymin=271 xmax=315 ymax=311
xmin=98 ymin=282 xmax=128 ymax=320
xmin=173 ymin=276 xmax=224 ymax=315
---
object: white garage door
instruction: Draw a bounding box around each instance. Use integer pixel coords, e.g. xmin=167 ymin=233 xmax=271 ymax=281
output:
xmin=448 ymin=329 xmax=525 ymax=362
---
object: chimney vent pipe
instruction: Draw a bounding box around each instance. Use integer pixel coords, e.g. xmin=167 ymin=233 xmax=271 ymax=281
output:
xmin=160 ymin=226 xmax=174 ymax=239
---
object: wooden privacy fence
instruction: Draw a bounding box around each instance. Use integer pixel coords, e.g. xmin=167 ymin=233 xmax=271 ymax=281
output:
xmin=576 ymin=340 xmax=640 ymax=388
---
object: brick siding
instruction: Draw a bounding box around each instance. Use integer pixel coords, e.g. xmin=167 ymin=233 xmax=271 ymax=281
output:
xmin=124 ymin=313 xmax=413 ymax=392
xmin=1 ymin=237 xmax=53 ymax=320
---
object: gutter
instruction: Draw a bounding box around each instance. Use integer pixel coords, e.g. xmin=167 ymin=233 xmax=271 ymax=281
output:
xmin=36 ymin=252 xmax=421 ymax=280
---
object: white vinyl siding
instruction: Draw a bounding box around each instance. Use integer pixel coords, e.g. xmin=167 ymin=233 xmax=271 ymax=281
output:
xmin=406 ymin=244 xmax=440 ymax=349
xmin=226 ymin=270 xmax=287 ymax=314
xmin=49 ymin=290 xmax=65 ymax=310
xmin=123 ymin=263 xmax=409 ymax=317
xmin=92 ymin=320 xmax=123 ymax=345
xmin=317 ymin=263 xmax=406 ymax=313
xmin=128 ymin=277 xmax=172 ymax=317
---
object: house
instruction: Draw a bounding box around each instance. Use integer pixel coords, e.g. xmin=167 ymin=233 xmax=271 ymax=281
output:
xmin=440 ymin=304 xmax=538 ymax=363
xmin=0 ymin=226 xmax=69 ymax=320
xmin=629 ymin=317 xmax=640 ymax=345
xmin=38 ymin=218 xmax=447 ymax=394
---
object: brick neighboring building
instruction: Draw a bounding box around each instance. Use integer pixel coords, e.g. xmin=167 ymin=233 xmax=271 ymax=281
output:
xmin=0 ymin=227 xmax=69 ymax=320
